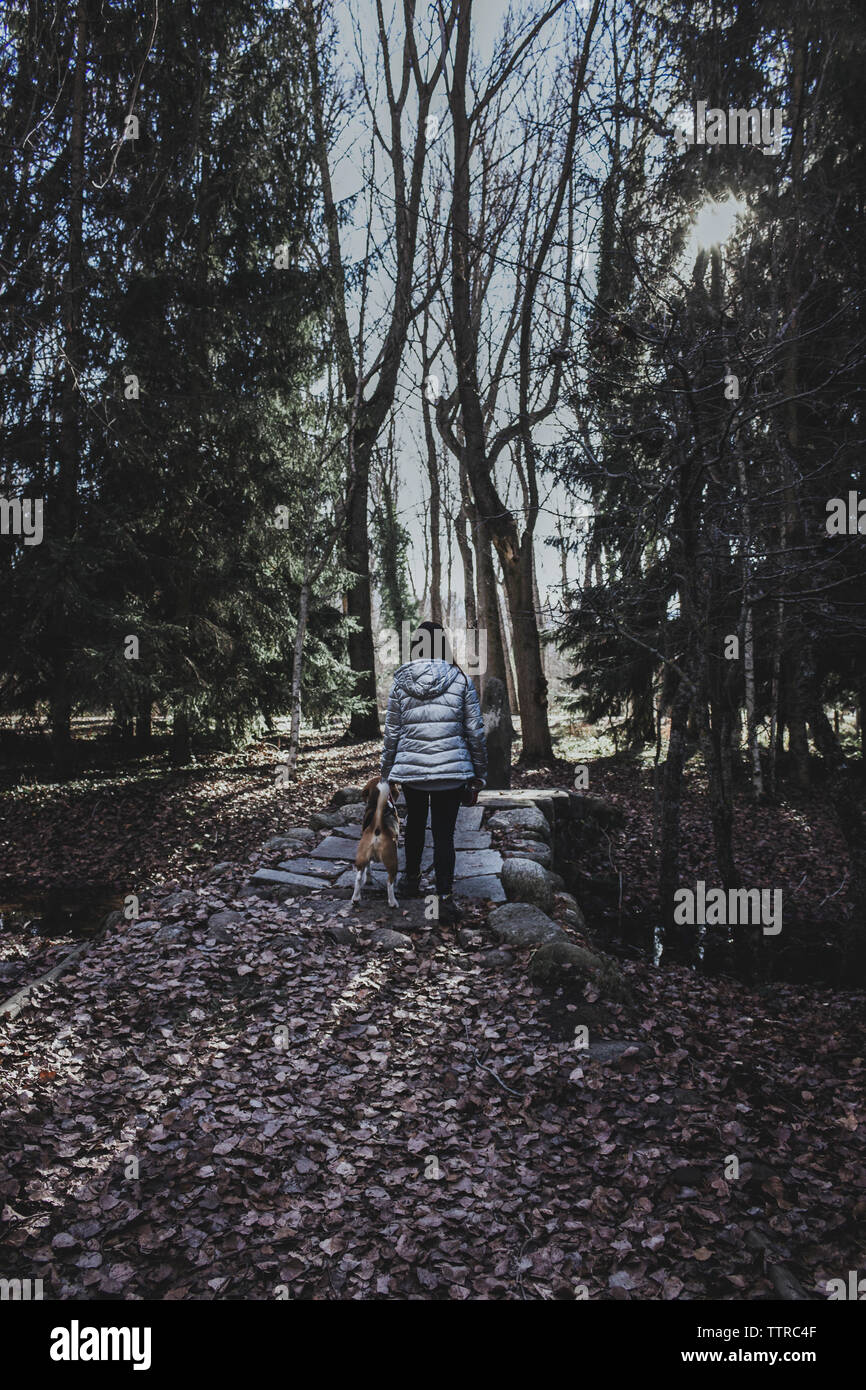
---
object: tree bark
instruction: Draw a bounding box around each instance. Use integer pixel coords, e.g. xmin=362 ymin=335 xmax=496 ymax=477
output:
xmin=170 ymin=710 xmax=192 ymax=766
xmin=286 ymin=576 xmax=311 ymax=775
xmin=808 ymin=691 xmax=866 ymax=972
xmin=421 ymin=389 xmax=443 ymax=625
xmin=467 ymin=491 xmax=508 ymax=694
xmin=743 ymin=599 xmax=763 ymax=797
xmin=787 ymin=662 xmax=811 ymax=789
xmin=135 ymin=695 xmax=153 ymax=748
xmin=735 ymin=448 xmax=764 ymax=798
xmin=696 ymin=700 xmax=739 ymax=891
xmin=499 ymin=536 xmax=553 ymax=760
xmin=659 ymin=676 xmax=696 ymax=965
xmin=494 ymin=560 xmax=520 ymax=716
xmin=455 ymin=485 xmax=477 ymax=631
xmin=345 ymin=442 xmax=381 ymax=740
xmin=51 ymin=0 xmax=88 ymax=767
xmin=781 ymin=30 xmax=810 ymax=791
xmin=768 ymin=592 xmax=784 ymax=798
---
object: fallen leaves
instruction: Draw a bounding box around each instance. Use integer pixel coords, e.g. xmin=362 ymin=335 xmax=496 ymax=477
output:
xmin=0 ymin=739 xmax=864 ymax=1301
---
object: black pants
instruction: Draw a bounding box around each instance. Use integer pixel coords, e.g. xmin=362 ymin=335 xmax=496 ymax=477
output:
xmin=402 ymin=784 xmax=465 ymax=895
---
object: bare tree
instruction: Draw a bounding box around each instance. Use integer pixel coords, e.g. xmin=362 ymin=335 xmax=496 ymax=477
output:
xmin=302 ymin=0 xmax=453 ymax=739
xmin=440 ymin=0 xmax=604 ymax=763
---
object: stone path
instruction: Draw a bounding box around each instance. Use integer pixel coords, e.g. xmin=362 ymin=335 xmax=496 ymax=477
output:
xmin=243 ymin=783 xmax=634 ymax=1013
xmin=251 ymin=800 xmax=508 ymax=903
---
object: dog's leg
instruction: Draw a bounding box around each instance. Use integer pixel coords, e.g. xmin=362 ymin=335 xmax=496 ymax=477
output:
xmin=364 ymin=863 xmax=371 ymax=884
xmin=381 ymin=838 xmax=399 ymax=909
xmin=350 ymin=867 xmax=364 ymax=904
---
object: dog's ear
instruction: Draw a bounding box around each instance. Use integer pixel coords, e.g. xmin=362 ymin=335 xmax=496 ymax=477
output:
xmin=362 ymin=775 xmax=380 ymax=798
xmin=389 ymin=781 xmax=400 ymax=800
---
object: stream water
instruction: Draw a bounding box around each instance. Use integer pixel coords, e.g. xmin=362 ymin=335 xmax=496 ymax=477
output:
xmin=588 ymin=905 xmax=848 ymax=985
xmin=0 ymin=887 xmax=124 ymax=941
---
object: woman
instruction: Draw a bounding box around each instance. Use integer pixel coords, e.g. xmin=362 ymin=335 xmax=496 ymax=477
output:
xmin=380 ymin=621 xmax=487 ymax=924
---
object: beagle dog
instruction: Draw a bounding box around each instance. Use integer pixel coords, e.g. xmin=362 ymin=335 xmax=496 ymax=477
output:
xmin=351 ymin=777 xmax=400 ymax=908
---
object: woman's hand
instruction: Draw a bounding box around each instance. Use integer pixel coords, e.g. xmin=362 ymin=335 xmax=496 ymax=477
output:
xmin=463 ymin=777 xmax=483 ymax=807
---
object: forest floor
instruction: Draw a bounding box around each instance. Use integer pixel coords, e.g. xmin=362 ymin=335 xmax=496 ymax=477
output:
xmin=0 ymin=722 xmax=864 ymax=1299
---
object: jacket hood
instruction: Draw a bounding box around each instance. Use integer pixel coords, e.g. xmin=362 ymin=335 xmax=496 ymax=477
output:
xmin=395 ymin=659 xmax=463 ymax=700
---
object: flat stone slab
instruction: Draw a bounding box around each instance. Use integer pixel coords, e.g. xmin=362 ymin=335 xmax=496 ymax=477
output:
xmin=277 ymin=857 xmax=345 ymax=881
xmin=264 ymin=833 xmax=315 ymax=851
xmin=452 ymin=848 xmax=503 ymax=877
xmin=331 ymin=823 xmax=491 ymax=850
xmin=317 ymin=843 xmax=501 ymax=875
xmin=479 ymin=789 xmax=568 ymax=806
xmin=250 ymin=868 xmax=328 ymax=892
xmin=334 ymin=867 xmax=384 ymax=889
xmin=450 ymin=874 xmax=506 ymax=902
xmin=310 ymin=836 xmax=361 ymax=861
xmin=332 ymin=869 xmax=506 ymax=901
xmin=451 ymin=830 xmax=493 ymax=850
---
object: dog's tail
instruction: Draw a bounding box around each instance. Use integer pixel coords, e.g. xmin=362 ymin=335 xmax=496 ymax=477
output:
xmin=371 ymin=779 xmax=391 ymax=839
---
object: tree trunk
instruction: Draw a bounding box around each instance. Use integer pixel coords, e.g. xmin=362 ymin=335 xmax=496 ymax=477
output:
xmin=768 ymin=592 xmax=784 ymax=798
xmin=482 ymin=676 xmax=514 ymax=789
xmin=531 ymin=547 xmax=546 ymax=679
xmin=696 ymin=701 xmax=740 ymax=890
xmin=500 ymin=537 xmax=554 ymax=763
xmin=50 ymin=695 xmax=72 ymax=768
xmin=735 ymin=447 xmax=764 ymax=799
xmin=495 ymin=563 xmax=520 ymax=715
xmin=470 ymin=503 xmax=508 ymax=695
xmin=171 ymin=711 xmax=192 ymax=766
xmin=345 ymin=442 xmax=380 ymax=740
xmin=422 ymin=392 xmax=443 ymax=625
xmin=51 ymin=0 xmax=88 ymax=767
xmin=699 ymin=693 xmax=760 ymax=981
xmin=781 ymin=32 xmax=809 ymax=792
xmin=456 ymin=462 xmax=478 ymax=631
xmin=114 ymin=709 xmax=134 ymax=743
xmin=136 ymin=696 xmax=153 ymax=748
xmin=787 ymin=658 xmax=812 ymax=789
xmin=743 ymin=599 xmax=763 ymax=797
xmin=286 ymin=576 xmax=311 ymax=775
xmin=808 ymin=695 xmax=866 ymax=974
xmin=659 ymin=676 xmax=696 ymax=965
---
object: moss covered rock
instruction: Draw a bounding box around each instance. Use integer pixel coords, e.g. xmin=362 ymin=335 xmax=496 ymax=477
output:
xmin=529 ymin=940 xmax=632 ymax=1003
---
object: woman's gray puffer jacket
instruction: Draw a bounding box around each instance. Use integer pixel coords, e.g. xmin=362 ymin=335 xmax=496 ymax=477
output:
xmin=380 ymin=659 xmax=487 ymax=786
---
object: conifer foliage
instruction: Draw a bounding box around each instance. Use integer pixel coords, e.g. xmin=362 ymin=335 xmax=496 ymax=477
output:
xmin=0 ymin=0 xmax=351 ymax=761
